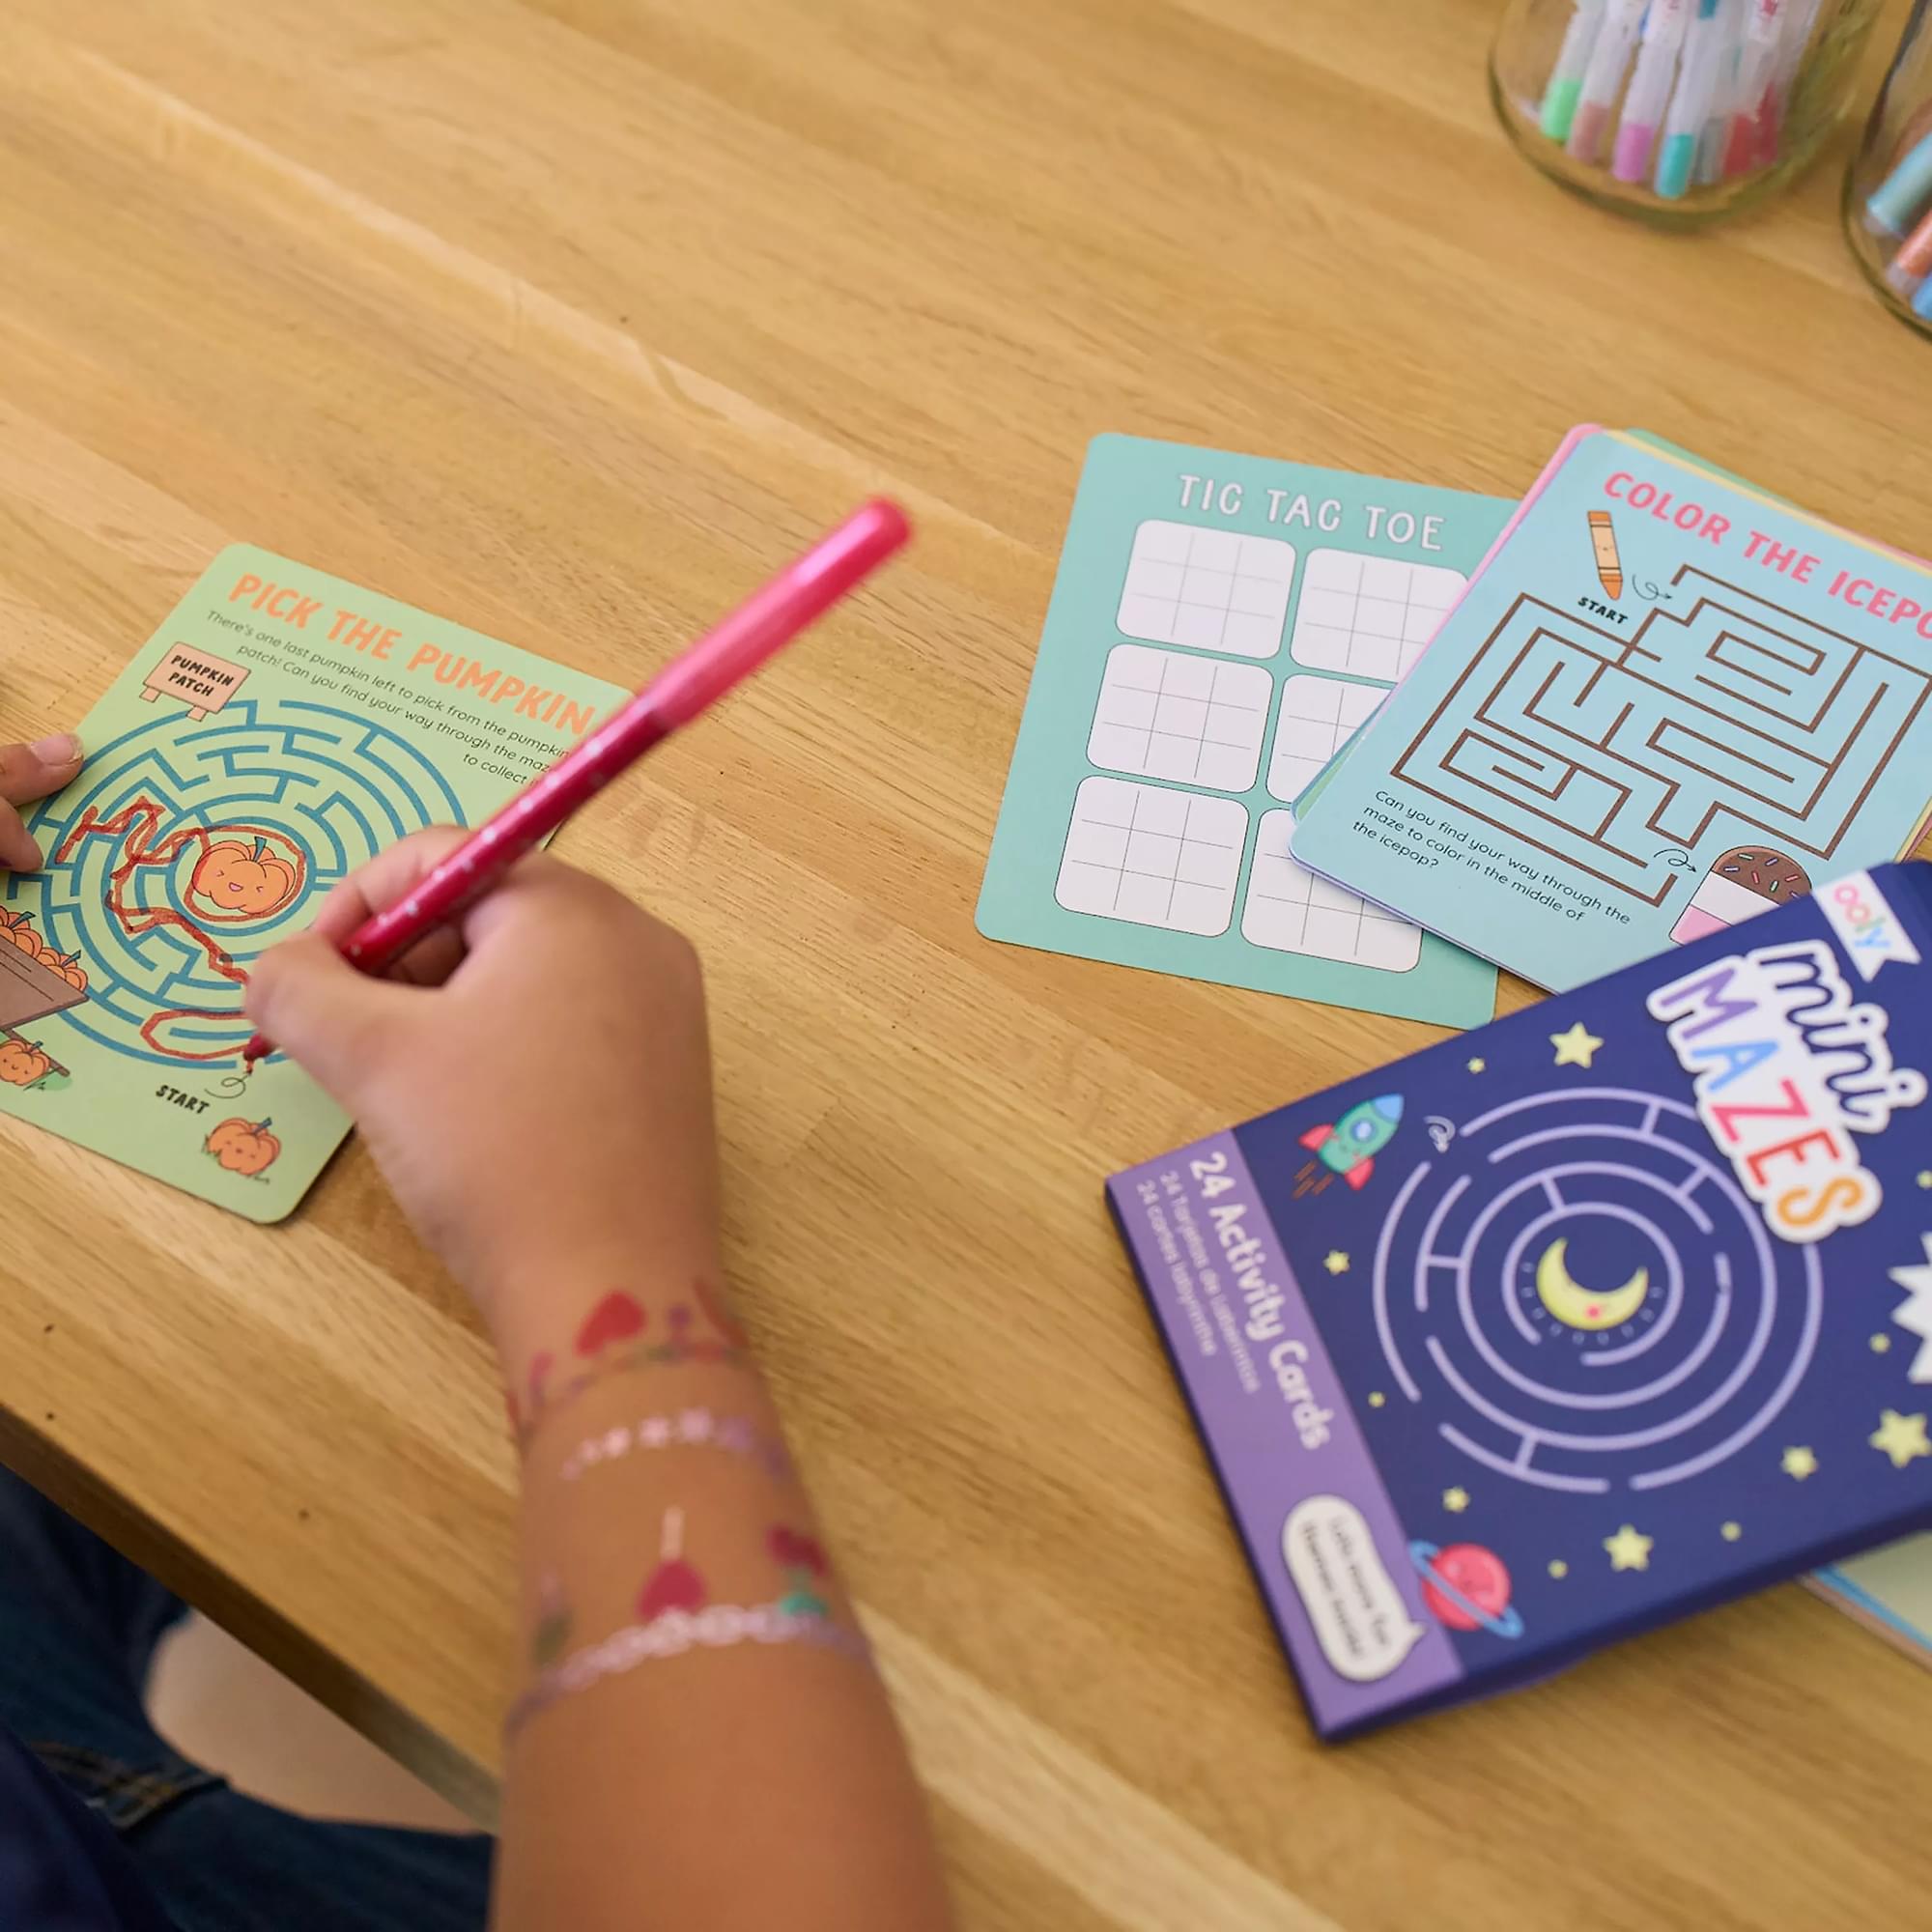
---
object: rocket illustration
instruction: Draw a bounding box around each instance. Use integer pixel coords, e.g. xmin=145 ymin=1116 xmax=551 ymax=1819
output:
xmin=1297 ymin=1094 xmax=1404 ymax=1190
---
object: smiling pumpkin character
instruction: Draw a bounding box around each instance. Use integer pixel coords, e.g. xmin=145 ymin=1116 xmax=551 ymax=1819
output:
xmin=0 ymin=1038 xmax=54 ymax=1089
xmin=191 ymin=838 xmax=299 ymax=919
xmin=206 ymin=1116 xmax=281 ymax=1176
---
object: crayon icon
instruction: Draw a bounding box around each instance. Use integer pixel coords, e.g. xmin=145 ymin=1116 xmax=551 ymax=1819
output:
xmin=1587 ymin=511 xmax=1624 ymax=599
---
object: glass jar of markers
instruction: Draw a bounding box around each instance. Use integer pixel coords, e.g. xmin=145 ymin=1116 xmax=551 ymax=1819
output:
xmin=1492 ymin=0 xmax=1884 ymax=227
xmin=1843 ymin=0 xmax=1932 ymax=333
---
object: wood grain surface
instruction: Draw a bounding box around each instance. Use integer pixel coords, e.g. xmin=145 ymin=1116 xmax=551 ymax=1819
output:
xmin=3 ymin=2 xmax=1931 ymax=1924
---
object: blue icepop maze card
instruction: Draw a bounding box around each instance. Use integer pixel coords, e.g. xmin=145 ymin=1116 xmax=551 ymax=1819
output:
xmin=976 ymin=436 xmax=1511 ymax=1028
xmin=1289 ymin=428 xmax=1932 ymax=994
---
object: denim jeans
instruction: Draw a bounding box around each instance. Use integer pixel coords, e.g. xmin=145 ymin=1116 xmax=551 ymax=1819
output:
xmin=0 ymin=1464 xmax=492 ymax=1930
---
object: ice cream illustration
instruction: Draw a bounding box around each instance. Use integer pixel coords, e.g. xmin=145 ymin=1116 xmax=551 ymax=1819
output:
xmin=1669 ymin=846 xmax=1813 ymax=947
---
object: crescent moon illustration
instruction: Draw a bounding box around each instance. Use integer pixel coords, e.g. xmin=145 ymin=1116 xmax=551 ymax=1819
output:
xmin=1534 ymin=1237 xmax=1648 ymax=1332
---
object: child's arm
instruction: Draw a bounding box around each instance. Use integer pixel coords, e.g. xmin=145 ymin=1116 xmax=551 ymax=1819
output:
xmin=249 ymin=833 xmax=954 ymax=1932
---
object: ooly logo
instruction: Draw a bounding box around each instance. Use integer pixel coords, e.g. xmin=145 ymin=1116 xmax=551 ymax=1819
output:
xmin=1820 ymin=871 xmax=1923 ymax=981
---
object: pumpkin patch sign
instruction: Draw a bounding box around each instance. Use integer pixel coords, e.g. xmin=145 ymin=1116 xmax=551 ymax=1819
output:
xmin=0 ymin=543 xmax=624 ymax=1219
xmin=141 ymin=642 xmax=250 ymax=721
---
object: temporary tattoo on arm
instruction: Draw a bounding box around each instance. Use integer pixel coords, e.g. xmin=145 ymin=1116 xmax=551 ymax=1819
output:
xmin=508 ymin=1282 xmax=750 ymax=1453
xmin=638 ymin=1506 xmax=709 ymax=1619
xmin=559 ymin=1408 xmax=791 ymax=1483
xmin=506 ymin=1603 xmax=869 ymax=1734
xmin=769 ymin=1526 xmax=832 ymax=1621
xmin=507 ymin=1509 xmax=869 ymax=1738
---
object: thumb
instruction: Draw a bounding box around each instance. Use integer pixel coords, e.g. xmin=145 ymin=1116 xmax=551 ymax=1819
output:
xmin=245 ymin=932 xmax=422 ymax=1106
xmin=0 ymin=736 xmax=84 ymax=867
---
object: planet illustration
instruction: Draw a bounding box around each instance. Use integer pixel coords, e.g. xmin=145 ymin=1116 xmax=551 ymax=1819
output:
xmin=1408 ymin=1540 xmax=1524 ymax=1639
xmin=1534 ymin=1236 xmax=1649 ymax=1332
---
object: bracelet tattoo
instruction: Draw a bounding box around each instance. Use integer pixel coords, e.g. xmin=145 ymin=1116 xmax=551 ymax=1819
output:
xmin=508 ymin=1603 xmax=869 ymax=1734
xmin=558 ymin=1407 xmax=792 ymax=1484
xmin=512 ymin=1510 xmax=855 ymax=1729
xmin=507 ymin=1278 xmax=753 ymax=1450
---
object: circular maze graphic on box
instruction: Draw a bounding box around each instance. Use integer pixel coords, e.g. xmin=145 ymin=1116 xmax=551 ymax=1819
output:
xmin=14 ymin=699 xmax=463 ymax=1066
xmin=1372 ymin=1087 xmax=1822 ymax=1494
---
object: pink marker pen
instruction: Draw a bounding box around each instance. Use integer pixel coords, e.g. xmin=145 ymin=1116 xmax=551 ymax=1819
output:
xmin=1721 ymin=0 xmax=1784 ymax=176
xmin=1612 ymin=0 xmax=1693 ymax=183
xmin=239 ymin=499 xmax=911 ymax=1066
xmin=1568 ymin=0 xmax=1647 ymax=165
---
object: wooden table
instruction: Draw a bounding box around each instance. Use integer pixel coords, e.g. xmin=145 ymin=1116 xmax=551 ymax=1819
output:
xmin=4 ymin=2 xmax=1931 ymax=1924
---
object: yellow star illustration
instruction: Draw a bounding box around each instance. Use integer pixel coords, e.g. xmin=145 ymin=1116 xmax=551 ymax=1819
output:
xmin=1466 ymin=1057 xmax=1487 ymax=1073
xmin=1548 ymin=1559 xmax=1568 ymax=1579
xmin=1918 ymin=1171 xmax=1932 ymax=1189
xmin=1550 ymin=1022 xmax=1604 ymax=1068
xmin=1781 ymin=1445 xmax=1818 ymax=1480
xmin=1870 ymin=1409 xmax=1932 ymax=1470
xmin=1721 ymin=1521 xmax=1742 ymax=1542
xmin=1443 ymin=1487 xmax=1470 ymax=1514
xmin=1604 ymin=1524 xmax=1653 ymax=1572
xmin=1322 ymin=1250 xmax=1350 ymax=1276
xmin=1872 ymin=1333 xmax=1892 ymax=1353
xmin=1368 ymin=1391 xmax=1386 ymax=1408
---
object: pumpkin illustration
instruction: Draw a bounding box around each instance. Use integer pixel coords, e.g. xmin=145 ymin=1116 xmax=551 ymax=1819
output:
xmin=191 ymin=838 xmax=299 ymax=919
xmin=3 ymin=914 xmax=40 ymax=955
xmin=49 ymin=952 xmax=87 ymax=993
xmin=0 ymin=1038 xmax=53 ymax=1088
xmin=206 ymin=1116 xmax=281 ymax=1176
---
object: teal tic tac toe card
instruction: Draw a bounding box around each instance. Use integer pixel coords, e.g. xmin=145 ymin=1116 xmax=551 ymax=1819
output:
xmin=976 ymin=435 xmax=1510 ymax=1029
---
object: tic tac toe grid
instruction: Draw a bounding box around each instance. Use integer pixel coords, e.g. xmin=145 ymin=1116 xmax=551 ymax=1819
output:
xmin=1059 ymin=524 xmax=1463 ymax=964
xmin=1115 ymin=521 xmax=1297 ymax=659
xmin=1241 ymin=810 xmax=1422 ymax=969
xmin=1290 ymin=550 xmax=1465 ymax=683
xmin=1269 ymin=673 xmax=1387 ymax=804
xmin=1086 ymin=645 xmax=1273 ymax=792
xmin=1055 ymin=778 xmax=1248 ymax=936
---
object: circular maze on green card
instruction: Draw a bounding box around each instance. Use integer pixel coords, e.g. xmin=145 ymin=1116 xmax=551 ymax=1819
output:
xmin=1 ymin=699 xmax=463 ymax=1067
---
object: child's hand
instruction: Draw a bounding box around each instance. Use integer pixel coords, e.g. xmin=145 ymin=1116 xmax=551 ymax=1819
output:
xmin=0 ymin=736 xmax=84 ymax=869
xmin=246 ymin=832 xmax=724 ymax=1342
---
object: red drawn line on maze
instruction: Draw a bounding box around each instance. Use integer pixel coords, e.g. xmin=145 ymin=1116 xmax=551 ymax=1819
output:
xmin=54 ymin=800 xmax=309 ymax=1063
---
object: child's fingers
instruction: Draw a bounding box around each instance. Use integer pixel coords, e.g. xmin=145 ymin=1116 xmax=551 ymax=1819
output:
xmin=386 ymin=926 xmax=469 ymax=987
xmin=0 ymin=802 xmax=38 ymax=871
xmin=0 ymin=736 xmax=83 ymax=867
xmin=303 ymin=827 xmax=474 ymax=946
xmin=298 ymin=832 xmax=593 ymax=997
xmin=457 ymin=847 xmax=626 ymax=951
xmin=244 ymin=931 xmax=428 ymax=1103
xmin=0 ymin=734 xmax=83 ymax=808
xmin=306 ymin=833 xmax=575 ymax=983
